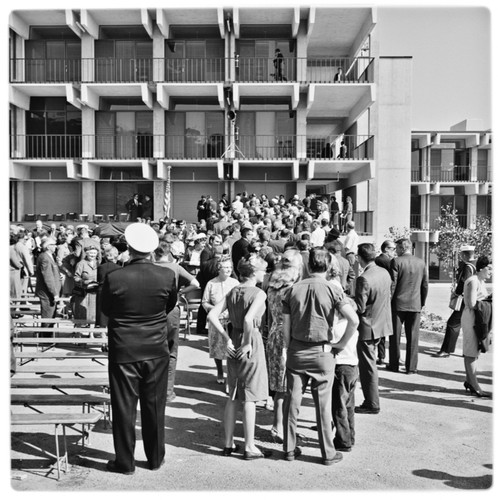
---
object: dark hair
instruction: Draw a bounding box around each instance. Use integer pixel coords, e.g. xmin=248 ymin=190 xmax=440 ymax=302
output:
xmin=241 ymin=226 xmax=252 ymax=239
xmin=381 ymin=240 xmax=394 ymax=252
xmin=326 ymin=239 xmax=342 ymax=255
xmin=296 ymin=239 xmax=309 ymax=251
xmin=357 ymin=243 xmax=377 ymax=263
xmin=155 ymin=240 xmax=171 ymax=259
xmin=308 ymin=247 xmax=331 ymax=273
xmin=476 ymin=255 xmax=491 ymax=272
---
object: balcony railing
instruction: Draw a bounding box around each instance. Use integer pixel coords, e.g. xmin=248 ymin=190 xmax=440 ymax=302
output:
xmin=11 ymin=133 xmax=374 ymax=161
xmin=306 ymin=135 xmax=374 ymax=160
xmin=10 ymin=56 xmax=374 ymax=84
xmin=429 ymin=166 xmax=471 ymax=182
xmin=410 ymin=214 xmax=424 ymax=230
xmin=477 ymin=166 xmax=493 ymax=182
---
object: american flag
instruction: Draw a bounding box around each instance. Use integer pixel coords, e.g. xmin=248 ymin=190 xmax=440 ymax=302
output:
xmin=164 ymin=165 xmax=171 ymax=219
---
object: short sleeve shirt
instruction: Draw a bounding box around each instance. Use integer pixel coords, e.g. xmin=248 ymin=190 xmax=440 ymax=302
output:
xmin=282 ymin=275 xmax=347 ymax=343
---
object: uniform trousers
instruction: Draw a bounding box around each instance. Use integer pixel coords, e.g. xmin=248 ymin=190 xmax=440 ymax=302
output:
xmin=37 ymin=290 xmax=57 ymax=338
xmin=109 ymin=355 xmax=169 ymax=472
xmin=356 ymin=338 xmax=381 ymax=409
xmin=283 ymin=341 xmax=336 ymax=460
xmin=389 ymin=310 xmax=421 ymax=372
xmin=439 ymin=309 xmax=463 ymax=353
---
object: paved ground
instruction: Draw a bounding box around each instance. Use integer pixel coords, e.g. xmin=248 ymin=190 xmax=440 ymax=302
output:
xmin=7 ymin=284 xmax=494 ymax=493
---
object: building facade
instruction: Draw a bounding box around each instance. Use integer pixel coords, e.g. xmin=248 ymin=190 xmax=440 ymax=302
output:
xmin=8 ymin=7 xmax=491 ymax=278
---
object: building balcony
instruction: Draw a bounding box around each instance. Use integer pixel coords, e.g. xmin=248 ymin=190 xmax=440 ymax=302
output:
xmin=411 ymin=165 xmax=493 ymax=183
xmin=11 ymin=133 xmax=375 ymax=162
xmin=411 ymin=214 xmax=476 ymax=231
xmin=10 ymin=56 xmax=374 ymax=84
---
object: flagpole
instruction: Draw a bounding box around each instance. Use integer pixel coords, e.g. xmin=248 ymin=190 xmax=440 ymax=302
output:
xmin=164 ymin=165 xmax=172 ymax=220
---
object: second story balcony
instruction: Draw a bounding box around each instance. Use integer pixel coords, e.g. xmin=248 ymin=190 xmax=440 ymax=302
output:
xmin=411 ymin=165 xmax=493 ymax=183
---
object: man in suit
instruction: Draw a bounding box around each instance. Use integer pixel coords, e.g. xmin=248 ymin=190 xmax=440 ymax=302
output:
xmin=388 ymin=238 xmax=428 ymax=374
xmin=35 ymin=237 xmax=62 ymax=334
xmin=354 ymin=243 xmax=393 ymax=414
xmin=231 ymin=226 xmax=254 ymax=276
xmin=374 ymin=240 xmax=396 ymax=365
xmin=101 ymin=223 xmax=177 ymax=474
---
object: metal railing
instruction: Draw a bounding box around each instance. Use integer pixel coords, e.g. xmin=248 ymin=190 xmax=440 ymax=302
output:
xmin=11 ymin=133 xmax=375 ymax=161
xmin=476 ymin=166 xmax=492 ymax=182
xmin=10 ymin=56 xmax=374 ymax=84
xmin=410 ymin=214 xmax=424 ymax=229
xmin=429 ymin=166 xmax=471 ymax=182
xmin=306 ymin=135 xmax=374 ymax=160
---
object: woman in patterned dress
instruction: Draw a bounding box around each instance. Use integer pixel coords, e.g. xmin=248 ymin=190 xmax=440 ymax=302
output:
xmin=207 ymin=255 xmax=270 ymax=460
xmin=266 ymin=248 xmax=302 ymax=442
xmin=203 ymin=258 xmax=239 ymax=384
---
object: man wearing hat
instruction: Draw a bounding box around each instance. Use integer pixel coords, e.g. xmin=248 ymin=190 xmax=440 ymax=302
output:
xmin=434 ymin=244 xmax=476 ymax=358
xmin=101 ymin=223 xmax=177 ymax=474
xmin=35 ymin=237 xmax=62 ymax=336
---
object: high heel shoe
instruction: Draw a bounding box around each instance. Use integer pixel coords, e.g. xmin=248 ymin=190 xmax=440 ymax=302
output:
xmin=464 ymin=381 xmax=490 ymax=398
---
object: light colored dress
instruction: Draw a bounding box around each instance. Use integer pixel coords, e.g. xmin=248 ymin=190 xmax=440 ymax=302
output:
xmin=226 ymin=286 xmax=268 ymax=402
xmin=203 ymin=276 xmax=239 ymax=359
xmin=461 ymin=275 xmax=488 ymax=357
xmin=72 ymin=258 xmax=98 ymax=322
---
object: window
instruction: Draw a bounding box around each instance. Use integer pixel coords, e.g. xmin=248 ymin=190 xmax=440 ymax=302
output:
xmin=26 ymin=98 xmax=81 ymax=158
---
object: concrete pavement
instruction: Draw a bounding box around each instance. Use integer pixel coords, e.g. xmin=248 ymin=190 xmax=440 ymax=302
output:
xmin=8 ymin=283 xmax=494 ymax=492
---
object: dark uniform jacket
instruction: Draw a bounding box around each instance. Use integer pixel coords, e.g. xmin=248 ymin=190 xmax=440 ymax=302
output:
xmin=101 ymin=258 xmax=177 ymax=364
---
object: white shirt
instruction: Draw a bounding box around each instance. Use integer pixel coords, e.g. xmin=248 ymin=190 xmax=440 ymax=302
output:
xmin=343 ymin=229 xmax=359 ymax=254
xmin=310 ymin=227 xmax=326 ymax=247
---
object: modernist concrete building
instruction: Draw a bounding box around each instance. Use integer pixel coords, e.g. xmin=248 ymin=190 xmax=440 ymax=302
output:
xmin=8 ymin=7 xmax=491 ymax=277
xmin=410 ymin=119 xmax=492 ymax=280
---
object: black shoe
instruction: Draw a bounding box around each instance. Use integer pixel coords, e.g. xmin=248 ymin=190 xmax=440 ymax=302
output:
xmin=150 ymin=458 xmax=165 ymax=471
xmin=106 ymin=460 xmax=135 ymax=475
xmin=354 ymin=405 xmax=380 ymax=415
xmin=323 ymin=452 xmax=343 ymax=466
xmin=432 ymin=351 xmax=450 ymax=358
xmin=284 ymin=447 xmax=302 ymax=461
xmin=222 ymin=444 xmax=240 ymax=456
xmin=376 ymin=359 xmax=385 ymax=366
xmin=385 ymin=365 xmax=399 ymax=372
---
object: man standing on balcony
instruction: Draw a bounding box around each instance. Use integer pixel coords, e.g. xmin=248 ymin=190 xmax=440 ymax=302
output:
xmin=126 ymin=193 xmax=142 ymax=222
xmin=433 ymin=245 xmax=476 ymax=358
xmin=388 ymin=238 xmax=428 ymax=374
xmin=196 ymin=195 xmax=208 ymax=223
xmin=273 ymin=48 xmax=284 ymax=81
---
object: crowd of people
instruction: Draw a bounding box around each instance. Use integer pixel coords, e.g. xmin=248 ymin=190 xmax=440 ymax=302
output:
xmin=9 ymin=189 xmax=492 ymax=472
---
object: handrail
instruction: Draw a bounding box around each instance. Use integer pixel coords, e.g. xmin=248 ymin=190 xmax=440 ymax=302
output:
xmin=9 ymin=56 xmax=374 ymax=84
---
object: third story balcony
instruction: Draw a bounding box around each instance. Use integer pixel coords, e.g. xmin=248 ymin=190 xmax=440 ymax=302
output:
xmin=411 ymin=165 xmax=492 ymax=183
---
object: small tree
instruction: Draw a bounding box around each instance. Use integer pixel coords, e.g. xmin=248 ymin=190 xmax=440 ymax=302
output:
xmin=433 ymin=204 xmax=492 ymax=278
xmin=384 ymin=226 xmax=412 ymax=242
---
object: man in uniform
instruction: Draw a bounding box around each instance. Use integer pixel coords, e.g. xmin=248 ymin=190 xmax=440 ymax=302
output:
xmin=102 ymin=223 xmax=177 ymax=474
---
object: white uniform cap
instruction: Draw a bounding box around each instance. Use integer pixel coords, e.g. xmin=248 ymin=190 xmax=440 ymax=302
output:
xmin=125 ymin=223 xmax=159 ymax=253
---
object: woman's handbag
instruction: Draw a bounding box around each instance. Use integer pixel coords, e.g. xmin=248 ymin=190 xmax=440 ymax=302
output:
xmin=449 ymin=290 xmax=463 ymax=311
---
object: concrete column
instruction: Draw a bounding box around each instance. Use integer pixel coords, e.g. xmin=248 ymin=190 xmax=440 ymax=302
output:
xmin=81 ymin=181 xmax=95 ymax=216
xmin=295 ymin=181 xmax=306 ymax=199
xmin=369 ymin=56 xmax=413 ymax=247
xmin=468 ymin=194 xmax=477 ymax=229
xmin=153 ymin=180 xmax=164 ymax=221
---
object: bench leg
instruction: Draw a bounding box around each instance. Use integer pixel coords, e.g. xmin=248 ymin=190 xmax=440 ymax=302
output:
xmin=54 ymin=424 xmax=68 ymax=480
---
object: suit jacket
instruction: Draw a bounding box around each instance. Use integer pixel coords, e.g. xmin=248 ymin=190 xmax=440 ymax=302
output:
xmin=35 ymin=251 xmax=61 ymax=299
xmin=375 ymin=253 xmax=392 ymax=275
xmin=355 ymin=262 xmax=393 ymax=340
xmin=101 ymin=258 xmax=177 ymax=364
xmin=390 ymin=253 xmax=428 ymax=312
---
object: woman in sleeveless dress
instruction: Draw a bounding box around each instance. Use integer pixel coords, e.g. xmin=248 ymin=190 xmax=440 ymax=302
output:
xmin=207 ymin=255 xmax=270 ymax=460
xmin=461 ymin=255 xmax=492 ymax=397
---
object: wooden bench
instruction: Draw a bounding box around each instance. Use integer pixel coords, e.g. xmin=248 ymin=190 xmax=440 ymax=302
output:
xmin=16 ymin=364 xmax=108 ymax=374
xmin=13 ymin=327 xmax=107 ymax=336
xmin=15 ymin=352 xmax=108 ymax=367
xmin=13 ymin=336 xmax=107 ymax=346
xmin=11 ymin=393 xmax=111 ymax=429
xmin=11 ymin=377 xmax=109 ymax=389
xmin=11 ymin=412 xmax=102 ymax=480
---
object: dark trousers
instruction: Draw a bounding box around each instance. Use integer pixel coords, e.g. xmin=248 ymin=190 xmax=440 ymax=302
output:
xmin=356 ymin=338 xmax=380 ymax=409
xmin=37 ymin=291 xmax=57 ymax=338
xmin=283 ymin=342 xmax=336 ymax=460
xmin=109 ymin=355 xmax=169 ymax=472
xmin=196 ymin=303 xmax=207 ymax=335
xmin=390 ymin=310 xmax=421 ymax=372
xmin=440 ymin=309 xmax=463 ymax=353
xmin=332 ymin=364 xmax=358 ymax=449
xmin=377 ymin=337 xmax=386 ymax=361
xmin=166 ymin=306 xmax=180 ymax=400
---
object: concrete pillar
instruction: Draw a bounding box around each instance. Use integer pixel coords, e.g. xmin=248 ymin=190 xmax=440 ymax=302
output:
xmin=81 ymin=181 xmax=95 ymax=215
xmin=153 ymin=180 xmax=165 ymax=221
xmin=369 ymin=56 xmax=413 ymax=247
